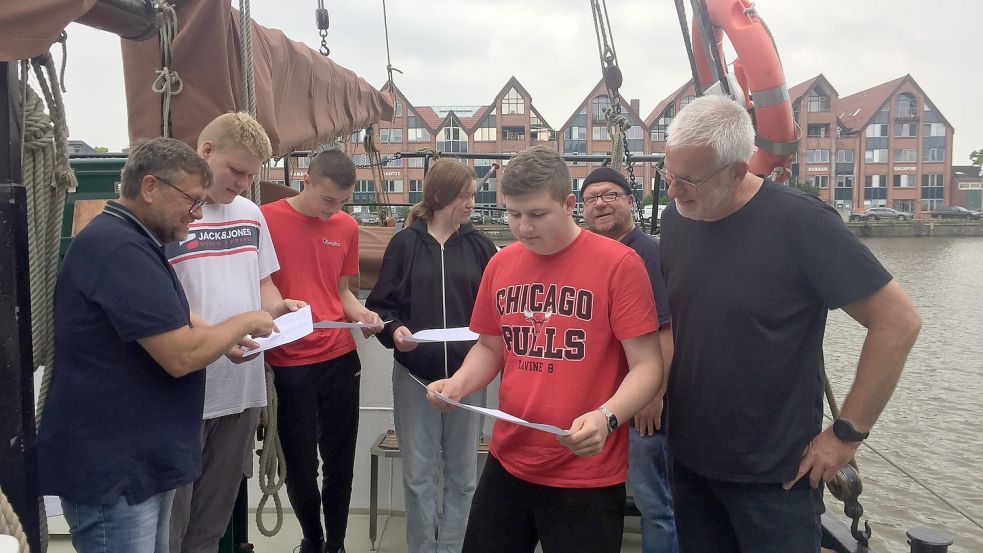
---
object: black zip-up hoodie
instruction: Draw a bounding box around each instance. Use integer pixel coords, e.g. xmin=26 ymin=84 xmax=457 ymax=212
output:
xmin=366 ymin=218 xmax=497 ymax=381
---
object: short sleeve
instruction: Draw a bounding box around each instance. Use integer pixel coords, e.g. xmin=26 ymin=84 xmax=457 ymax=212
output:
xmin=609 ymin=252 xmax=659 ymax=341
xmin=469 ymin=258 xmax=503 ymax=336
xmin=790 ymin=202 xmax=892 ymax=310
xmin=342 ymin=222 xmax=359 ymax=277
xmin=91 ymin=243 xmax=190 ymax=342
xmin=256 ymin=208 xmax=280 ymax=280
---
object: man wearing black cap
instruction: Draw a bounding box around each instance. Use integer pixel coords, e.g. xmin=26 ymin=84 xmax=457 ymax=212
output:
xmin=582 ymin=166 xmax=677 ymax=553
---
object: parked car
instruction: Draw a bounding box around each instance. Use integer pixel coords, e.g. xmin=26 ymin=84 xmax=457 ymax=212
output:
xmin=469 ymin=211 xmax=484 ymax=224
xmin=930 ymin=206 xmax=983 ymax=220
xmin=492 ymin=212 xmax=508 ymax=225
xmin=352 ymin=211 xmax=380 ymax=225
xmin=848 ymin=207 xmax=913 ymax=221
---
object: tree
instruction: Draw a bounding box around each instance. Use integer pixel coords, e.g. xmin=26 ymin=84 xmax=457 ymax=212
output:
xmin=642 ymin=195 xmax=654 ymax=207
xmin=94 ymin=146 xmax=109 ymax=153
xmin=971 ymin=149 xmax=983 ymax=167
xmin=788 ymin=178 xmax=820 ymax=197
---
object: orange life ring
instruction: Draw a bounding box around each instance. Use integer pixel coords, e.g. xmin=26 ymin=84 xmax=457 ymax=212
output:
xmin=690 ymin=0 xmax=798 ymax=183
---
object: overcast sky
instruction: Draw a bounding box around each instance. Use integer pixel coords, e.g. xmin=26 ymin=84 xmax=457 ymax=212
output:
xmin=56 ymin=0 xmax=981 ymax=164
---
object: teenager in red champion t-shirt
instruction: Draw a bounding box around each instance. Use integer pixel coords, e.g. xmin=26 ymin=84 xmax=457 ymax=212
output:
xmin=261 ymin=149 xmax=383 ymax=553
xmin=427 ymin=145 xmax=665 ymax=553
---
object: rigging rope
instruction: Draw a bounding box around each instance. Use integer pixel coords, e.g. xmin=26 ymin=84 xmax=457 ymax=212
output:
xmin=673 ymin=0 xmax=704 ymax=96
xmin=152 ymin=1 xmax=182 ymax=138
xmin=0 ymin=487 xmax=30 ymax=553
xmin=238 ymin=0 xmax=260 ymax=203
xmin=256 ymin=369 xmax=286 ymax=536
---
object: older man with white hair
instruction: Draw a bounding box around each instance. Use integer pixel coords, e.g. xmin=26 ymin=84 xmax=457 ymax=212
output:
xmin=658 ymin=95 xmax=921 ymax=553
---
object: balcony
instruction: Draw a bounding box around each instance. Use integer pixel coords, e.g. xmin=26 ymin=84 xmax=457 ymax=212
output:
xmin=895 ymin=109 xmax=919 ymax=120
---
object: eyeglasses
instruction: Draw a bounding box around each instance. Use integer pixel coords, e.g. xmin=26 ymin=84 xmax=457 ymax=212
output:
xmin=656 ymin=163 xmax=730 ymax=188
xmin=583 ymin=191 xmax=630 ymax=206
xmin=154 ymin=174 xmax=207 ymax=213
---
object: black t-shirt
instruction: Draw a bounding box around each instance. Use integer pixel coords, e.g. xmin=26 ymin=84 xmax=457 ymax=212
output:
xmin=37 ymin=201 xmax=203 ymax=504
xmin=659 ymin=180 xmax=891 ymax=483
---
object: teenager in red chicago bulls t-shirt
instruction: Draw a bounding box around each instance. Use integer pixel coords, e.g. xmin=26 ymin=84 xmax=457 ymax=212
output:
xmin=427 ymin=146 xmax=665 ymax=553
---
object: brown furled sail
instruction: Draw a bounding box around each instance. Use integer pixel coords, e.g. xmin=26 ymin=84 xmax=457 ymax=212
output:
xmin=121 ymin=1 xmax=393 ymax=155
xmin=0 ymin=0 xmax=98 ymax=61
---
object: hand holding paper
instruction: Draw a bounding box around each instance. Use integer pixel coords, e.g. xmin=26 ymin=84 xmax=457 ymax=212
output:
xmin=241 ymin=305 xmax=313 ymax=355
xmin=401 ymin=326 xmax=479 ymax=343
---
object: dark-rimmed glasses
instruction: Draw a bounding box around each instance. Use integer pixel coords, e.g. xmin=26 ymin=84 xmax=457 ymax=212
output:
xmin=583 ymin=191 xmax=630 ymax=206
xmin=154 ymin=174 xmax=207 ymax=213
xmin=656 ymin=163 xmax=730 ymax=188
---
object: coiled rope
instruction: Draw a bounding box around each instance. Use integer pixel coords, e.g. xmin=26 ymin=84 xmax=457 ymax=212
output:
xmin=0 ymin=486 xmax=30 ymax=553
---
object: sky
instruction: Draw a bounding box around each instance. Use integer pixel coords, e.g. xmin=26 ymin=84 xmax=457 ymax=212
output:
xmin=54 ymin=0 xmax=982 ymax=164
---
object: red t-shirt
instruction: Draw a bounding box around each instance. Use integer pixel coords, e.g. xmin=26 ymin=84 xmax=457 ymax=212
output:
xmin=261 ymin=199 xmax=359 ymax=366
xmin=470 ymin=230 xmax=658 ymax=488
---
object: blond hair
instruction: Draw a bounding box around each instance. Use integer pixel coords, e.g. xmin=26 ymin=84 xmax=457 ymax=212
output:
xmin=501 ymin=145 xmax=570 ymax=202
xmin=198 ymin=112 xmax=273 ymax=160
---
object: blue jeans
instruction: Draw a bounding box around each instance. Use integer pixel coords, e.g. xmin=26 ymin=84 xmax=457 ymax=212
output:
xmin=628 ymin=427 xmax=677 ymax=553
xmin=61 ymin=490 xmax=176 ymax=553
xmin=393 ymin=361 xmax=482 ymax=553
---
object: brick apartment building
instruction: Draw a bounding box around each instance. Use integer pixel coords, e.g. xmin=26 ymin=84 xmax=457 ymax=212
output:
xmin=274 ymin=73 xmax=960 ymax=218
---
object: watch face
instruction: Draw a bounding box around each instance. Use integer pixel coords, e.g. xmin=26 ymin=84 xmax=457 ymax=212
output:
xmin=833 ymin=419 xmax=867 ymax=441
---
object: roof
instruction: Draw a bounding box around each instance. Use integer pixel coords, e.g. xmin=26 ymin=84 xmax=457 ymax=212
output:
xmin=644 ymin=80 xmax=693 ymax=127
xmin=837 ymin=74 xmax=953 ymax=133
xmin=788 ymin=74 xmax=838 ymax=103
xmin=558 ymin=79 xmax=648 ymax=132
xmin=952 ymin=165 xmax=983 ymax=178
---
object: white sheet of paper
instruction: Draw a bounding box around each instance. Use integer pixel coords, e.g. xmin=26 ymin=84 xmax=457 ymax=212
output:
xmin=402 ymin=326 xmax=480 ymax=343
xmin=312 ymin=319 xmax=388 ymax=329
xmin=411 ymin=374 xmax=570 ymax=436
xmin=44 ymin=495 xmax=63 ymax=518
xmin=241 ymin=305 xmax=313 ymax=355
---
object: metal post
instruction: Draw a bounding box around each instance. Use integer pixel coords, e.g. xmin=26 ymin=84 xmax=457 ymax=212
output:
xmin=0 ymin=61 xmax=42 ymax=553
xmin=907 ymin=527 xmax=953 ymax=553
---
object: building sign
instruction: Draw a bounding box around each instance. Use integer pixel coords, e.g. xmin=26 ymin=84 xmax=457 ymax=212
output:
xmin=895 ymin=166 xmax=916 ymax=172
xmin=383 ymin=170 xmax=401 ymax=178
xmin=807 ymin=166 xmax=830 ymax=173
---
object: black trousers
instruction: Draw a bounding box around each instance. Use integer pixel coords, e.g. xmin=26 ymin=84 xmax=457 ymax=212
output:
xmin=272 ymin=351 xmax=361 ymax=550
xmin=670 ymin=458 xmax=824 ymax=553
xmin=462 ymin=455 xmax=626 ymax=553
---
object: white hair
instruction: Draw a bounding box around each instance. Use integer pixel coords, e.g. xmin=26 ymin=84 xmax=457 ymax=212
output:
xmin=666 ymin=95 xmax=755 ymax=166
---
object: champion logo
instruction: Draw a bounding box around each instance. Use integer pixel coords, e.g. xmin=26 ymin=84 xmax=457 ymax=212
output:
xmin=322 ymin=239 xmax=341 ymax=247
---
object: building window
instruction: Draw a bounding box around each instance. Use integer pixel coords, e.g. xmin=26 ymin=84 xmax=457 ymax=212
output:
xmin=895 ymin=122 xmax=917 ymax=137
xmin=591 ymin=95 xmax=612 ymax=124
xmin=437 ymin=122 xmax=467 ymax=153
xmin=680 ymin=95 xmax=696 ymax=110
xmin=895 ymin=93 xmax=916 ymax=118
xmin=865 ymin=124 xmax=889 ymax=138
xmin=379 ymin=128 xmax=403 ymax=143
xmin=923 ymin=148 xmax=945 ymax=162
xmin=408 ymin=179 xmax=423 ymax=203
xmin=865 ymin=148 xmax=888 ymax=163
xmin=389 ymin=157 xmax=403 ymax=168
xmin=394 ymin=100 xmax=403 ymax=117
xmin=407 ymin=115 xmax=431 ymax=142
xmin=502 ymin=126 xmax=525 ymax=141
xmin=563 ymin=109 xmax=587 ymax=155
xmin=923 ymin=123 xmax=946 ymax=137
xmin=894 ymin=199 xmax=914 ymax=213
xmin=502 ymin=87 xmax=525 ymax=115
xmin=836 ymin=150 xmax=854 ymax=163
xmin=626 ymin=125 xmax=644 ymax=154
xmin=864 ymin=175 xmax=888 ymax=207
xmin=408 ymin=157 xmax=424 ymax=168
xmin=836 ymin=175 xmax=854 ymax=188
xmin=893 ymin=174 xmax=916 ymax=188
xmin=385 ymin=180 xmax=403 ymax=193
xmin=894 ymin=149 xmax=917 ymax=162
xmin=807 ymin=90 xmax=829 ymax=112
xmin=353 ymin=179 xmax=375 ymax=204
xmin=474 ymin=109 xmax=497 ymax=141
xmin=650 ymin=104 xmax=675 ymax=143
xmin=571 ymin=178 xmax=582 ymax=193
xmin=958 ymin=181 xmax=982 ymax=190
xmin=806 ymin=175 xmax=829 ymax=188
xmin=921 ymin=173 xmax=944 ymax=211
xmin=806 ymin=149 xmax=830 ymax=163
xmin=807 ymin=124 xmax=829 ymax=138
xmin=592 ymin=126 xmax=610 ymax=141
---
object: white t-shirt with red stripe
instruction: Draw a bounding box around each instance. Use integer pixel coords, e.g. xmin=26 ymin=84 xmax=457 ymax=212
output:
xmin=166 ymin=195 xmax=280 ymax=419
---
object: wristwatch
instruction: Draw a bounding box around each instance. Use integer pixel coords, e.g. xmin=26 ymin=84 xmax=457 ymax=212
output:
xmin=598 ymin=407 xmax=618 ymax=433
xmin=832 ymin=418 xmax=869 ymax=442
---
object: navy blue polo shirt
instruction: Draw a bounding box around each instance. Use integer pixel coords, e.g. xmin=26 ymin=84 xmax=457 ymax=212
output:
xmin=621 ymin=226 xmax=671 ymax=326
xmin=37 ymin=201 xmax=204 ymax=505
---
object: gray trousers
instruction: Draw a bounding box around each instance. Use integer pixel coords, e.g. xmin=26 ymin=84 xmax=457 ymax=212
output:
xmin=169 ymin=407 xmax=261 ymax=553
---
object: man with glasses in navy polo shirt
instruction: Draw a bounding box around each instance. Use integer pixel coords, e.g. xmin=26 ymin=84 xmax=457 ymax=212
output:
xmin=37 ymin=137 xmax=276 ymax=553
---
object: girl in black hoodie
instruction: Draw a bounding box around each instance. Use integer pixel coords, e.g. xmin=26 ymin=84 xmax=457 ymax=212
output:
xmin=366 ymin=160 xmax=496 ymax=553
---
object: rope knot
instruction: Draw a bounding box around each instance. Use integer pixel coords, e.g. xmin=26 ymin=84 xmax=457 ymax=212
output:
xmin=152 ymin=67 xmax=184 ymax=95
